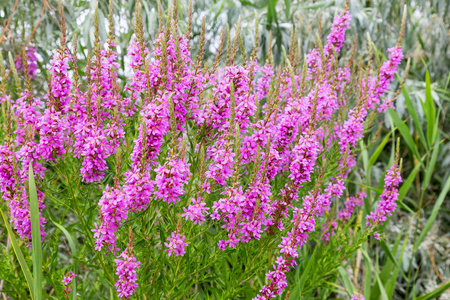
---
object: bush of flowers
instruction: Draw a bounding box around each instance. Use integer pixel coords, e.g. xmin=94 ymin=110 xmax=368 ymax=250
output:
xmin=0 ymin=1 xmax=408 ymax=299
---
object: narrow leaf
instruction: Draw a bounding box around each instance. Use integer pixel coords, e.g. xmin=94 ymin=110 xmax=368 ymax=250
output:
xmin=29 ymin=162 xmax=42 ymax=300
xmin=0 ymin=209 xmax=34 ymax=298
xmin=398 ymin=160 xmax=421 ymax=202
xmin=403 ymin=87 xmax=427 ymax=150
xmin=369 ymin=132 xmax=392 ymax=166
xmin=414 ymin=175 xmax=450 ymax=250
xmin=379 ymin=240 xmax=408 ymax=281
xmin=52 ymin=221 xmax=77 ymax=300
xmin=424 ymin=70 xmax=436 ymax=146
xmin=416 ymin=281 xmax=450 ymax=300
xmin=388 ymin=109 xmax=422 ymax=164
xmin=361 ymin=249 xmax=388 ymax=300
xmin=338 ymin=266 xmax=354 ymax=295
xmin=421 ymin=140 xmax=439 ymax=192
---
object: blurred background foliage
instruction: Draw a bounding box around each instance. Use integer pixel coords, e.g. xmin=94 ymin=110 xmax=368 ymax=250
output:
xmin=0 ymin=0 xmax=449 ymax=299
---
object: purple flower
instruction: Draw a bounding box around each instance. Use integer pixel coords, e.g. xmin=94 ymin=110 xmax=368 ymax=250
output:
xmin=338 ymin=191 xmax=365 ymax=221
xmin=15 ymin=47 xmax=39 ymax=79
xmin=154 ymin=156 xmax=191 ymax=204
xmin=366 ymin=163 xmax=402 ymax=227
xmin=92 ymin=186 xmax=128 ymax=254
xmin=204 ymin=138 xmax=235 ymax=187
xmin=115 ymin=248 xmax=141 ymax=298
xmin=164 ymin=232 xmax=188 ymax=257
xmin=62 ymin=271 xmax=77 ymax=298
xmin=182 ymin=197 xmax=209 ymax=225
xmin=256 ymin=64 xmax=274 ymax=100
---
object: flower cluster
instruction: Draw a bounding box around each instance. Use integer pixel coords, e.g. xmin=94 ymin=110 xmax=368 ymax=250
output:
xmin=92 ymin=186 xmax=127 ymax=253
xmin=115 ymin=248 xmax=141 ymax=298
xmin=338 ymin=190 xmax=365 ymax=221
xmin=154 ymin=156 xmax=191 ymax=204
xmin=62 ymin=271 xmax=77 ymax=298
xmin=165 ymin=232 xmax=188 ymax=257
xmin=15 ymin=47 xmax=38 ymax=79
xmin=366 ymin=163 xmax=402 ymax=227
xmin=182 ymin=197 xmax=209 ymax=225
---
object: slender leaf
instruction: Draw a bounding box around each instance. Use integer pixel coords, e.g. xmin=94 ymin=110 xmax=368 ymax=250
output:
xmin=363 ymin=249 xmax=372 ymax=299
xmin=388 ymin=109 xmax=422 ymax=164
xmin=338 ymin=266 xmax=354 ymax=295
xmin=0 ymin=209 xmax=34 ymax=299
xmin=424 ymin=70 xmax=436 ymax=146
xmin=379 ymin=240 xmax=408 ymax=281
xmin=387 ymin=233 xmax=409 ymax=298
xmin=399 ymin=160 xmax=421 ymax=202
xmin=403 ymin=87 xmax=427 ymax=150
xmin=416 ymin=281 xmax=450 ymax=300
xmin=52 ymin=221 xmax=77 ymax=300
xmin=361 ymin=249 xmax=388 ymax=300
xmin=296 ymin=248 xmax=317 ymax=296
xmin=369 ymin=132 xmax=392 ymax=166
xmin=302 ymin=0 xmax=335 ymax=10
xmin=29 ymin=162 xmax=42 ymax=300
xmin=421 ymin=140 xmax=439 ymax=192
xmin=414 ymin=175 xmax=450 ymax=250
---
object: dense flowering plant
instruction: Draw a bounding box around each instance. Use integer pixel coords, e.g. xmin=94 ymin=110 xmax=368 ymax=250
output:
xmin=0 ymin=1 xmax=408 ymax=299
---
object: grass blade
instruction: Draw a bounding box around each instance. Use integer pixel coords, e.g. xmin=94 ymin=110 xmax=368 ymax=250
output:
xmin=379 ymin=240 xmax=408 ymax=281
xmin=296 ymin=248 xmax=317 ymax=296
xmin=387 ymin=233 xmax=409 ymax=297
xmin=403 ymin=87 xmax=427 ymax=150
xmin=424 ymin=70 xmax=436 ymax=146
xmin=421 ymin=140 xmax=439 ymax=192
xmin=29 ymin=162 xmax=42 ymax=300
xmin=0 ymin=208 xmax=34 ymax=299
xmin=416 ymin=281 xmax=450 ymax=300
xmin=361 ymin=249 xmax=388 ymax=300
xmin=52 ymin=220 xmax=77 ymax=300
xmin=414 ymin=175 xmax=450 ymax=250
xmin=338 ymin=266 xmax=354 ymax=295
xmin=369 ymin=132 xmax=392 ymax=167
xmin=398 ymin=160 xmax=421 ymax=202
xmin=388 ymin=109 xmax=422 ymax=164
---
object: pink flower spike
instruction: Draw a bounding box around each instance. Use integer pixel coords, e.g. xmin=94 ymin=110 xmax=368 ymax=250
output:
xmin=165 ymin=232 xmax=188 ymax=257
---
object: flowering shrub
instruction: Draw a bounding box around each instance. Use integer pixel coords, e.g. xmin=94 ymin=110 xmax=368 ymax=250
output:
xmin=0 ymin=1 xmax=408 ymax=299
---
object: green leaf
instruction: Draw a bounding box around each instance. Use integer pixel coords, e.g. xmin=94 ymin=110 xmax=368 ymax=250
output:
xmin=431 ymin=109 xmax=440 ymax=147
xmin=388 ymin=109 xmax=422 ymax=164
xmin=284 ymin=0 xmax=291 ymax=20
xmin=29 ymin=162 xmax=42 ymax=300
xmin=424 ymin=70 xmax=436 ymax=146
xmin=388 ymin=233 xmax=409 ymax=297
xmin=52 ymin=221 xmax=77 ymax=300
xmin=295 ymin=248 xmax=317 ymax=297
xmin=0 ymin=209 xmax=34 ymax=299
xmin=361 ymin=249 xmax=388 ymax=300
xmin=398 ymin=160 xmax=421 ymax=202
xmin=397 ymin=200 xmax=414 ymax=214
xmin=363 ymin=249 xmax=372 ymax=299
xmin=416 ymin=281 xmax=450 ymax=300
xmin=379 ymin=240 xmax=408 ymax=281
xmin=338 ymin=266 xmax=354 ymax=295
xmin=302 ymin=0 xmax=335 ymax=10
xmin=421 ymin=139 xmax=439 ymax=192
xmin=414 ymin=175 xmax=450 ymax=250
xmin=373 ymin=232 xmax=402 ymax=299
xmin=403 ymin=87 xmax=427 ymax=150
xmin=369 ymin=132 xmax=392 ymax=167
